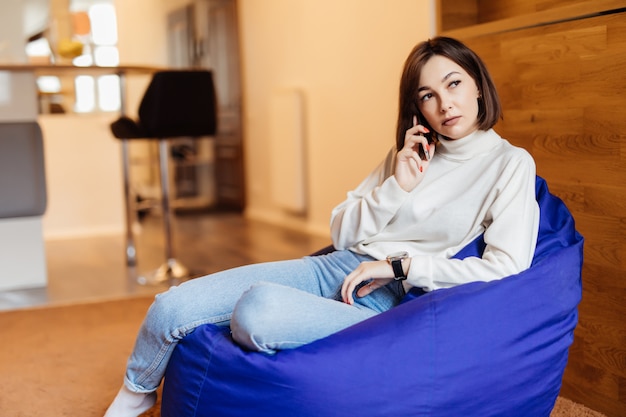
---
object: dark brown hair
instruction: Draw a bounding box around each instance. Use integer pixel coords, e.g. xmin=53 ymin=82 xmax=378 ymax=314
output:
xmin=395 ymin=36 xmax=502 ymax=150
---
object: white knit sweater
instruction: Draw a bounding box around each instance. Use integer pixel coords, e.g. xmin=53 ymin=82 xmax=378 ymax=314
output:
xmin=330 ymin=129 xmax=539 ymax=291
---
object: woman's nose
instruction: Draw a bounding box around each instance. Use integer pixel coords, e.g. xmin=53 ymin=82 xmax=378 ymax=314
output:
xmin=440 ymin=97 xmax=452 ymax=113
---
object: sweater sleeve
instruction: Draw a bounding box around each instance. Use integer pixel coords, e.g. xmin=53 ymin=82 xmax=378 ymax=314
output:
xmin=330 ymin=148 xmax=409 ymax=250
xmin=406 ymin=150 xmax=539 ymax=291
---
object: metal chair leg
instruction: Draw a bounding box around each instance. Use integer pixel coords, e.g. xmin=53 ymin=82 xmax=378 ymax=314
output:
xmin=121 ymin=139 xmax=137 ymax=266
xmin=142 ymin=138 xmax=189 ymax=284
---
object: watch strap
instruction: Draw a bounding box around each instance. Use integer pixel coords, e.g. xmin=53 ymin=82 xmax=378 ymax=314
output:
xmin=391 ymin=259 xmax=406 ymax=280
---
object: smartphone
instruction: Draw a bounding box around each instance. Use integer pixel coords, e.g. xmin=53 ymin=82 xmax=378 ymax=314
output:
xmin=415 ymin=114 xmax=434 ymax=161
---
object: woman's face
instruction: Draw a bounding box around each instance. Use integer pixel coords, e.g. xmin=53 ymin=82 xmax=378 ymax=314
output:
xmin=416 ymin=55 xmax=481 ymax=140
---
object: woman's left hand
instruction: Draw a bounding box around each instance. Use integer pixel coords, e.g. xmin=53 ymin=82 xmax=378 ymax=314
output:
xmin=341 ymin=260 xmax=394 ymax=305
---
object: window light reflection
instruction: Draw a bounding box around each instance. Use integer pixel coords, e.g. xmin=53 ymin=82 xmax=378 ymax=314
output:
xmin=75 ymin=75 xmax=95 ymax=113
xmin=98 ymin=75 xmax=120 ymax=111
xmin=73 ymin=54 xmax=93 ymax=67
xmin=94 ymin=45 xmax=119 ymax=66
xmin=89 ymin=4 xmax=118 ymax=46
xmin=36 ymin=76 xmax=62 ymax=93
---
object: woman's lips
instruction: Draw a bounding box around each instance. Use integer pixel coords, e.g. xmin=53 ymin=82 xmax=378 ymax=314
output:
xmin=442 ymin=116 xmax=461 ymax=126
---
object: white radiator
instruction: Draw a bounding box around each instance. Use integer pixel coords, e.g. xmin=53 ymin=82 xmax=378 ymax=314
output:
xmin=268 ymin=88 xmax=307 ymax=214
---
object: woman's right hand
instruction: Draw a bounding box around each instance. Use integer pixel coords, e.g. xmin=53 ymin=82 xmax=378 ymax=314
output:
xmin=395 ymin=115 xmax=434 ymax=192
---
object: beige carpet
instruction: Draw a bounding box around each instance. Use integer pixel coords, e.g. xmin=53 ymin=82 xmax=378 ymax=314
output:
xmin=0 ymin=297 xmax=607 ymax=417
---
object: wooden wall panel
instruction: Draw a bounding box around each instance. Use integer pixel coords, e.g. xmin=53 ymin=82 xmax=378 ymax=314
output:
xmin=438 ymin=0 xmax=478 ymax=31
xmin=477 ymin=0 xmax=536 ymax=22
xmin=458 ymin=11 xmax=626 ymax=417
xmin=440 ymin=0 xmax=626 ymax=38
xmin=476 ymin=0 xmax=590 ymax=23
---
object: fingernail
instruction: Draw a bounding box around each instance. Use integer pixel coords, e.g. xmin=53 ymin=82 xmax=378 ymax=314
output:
xmin=419 ymin=166 xmax=423 ymax=173
xmin=424 ymin=127 xmax=430 ymax=133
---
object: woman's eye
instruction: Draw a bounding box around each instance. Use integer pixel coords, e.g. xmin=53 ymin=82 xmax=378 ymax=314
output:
xmin=419 ymin=93 xmax=432 ymax=102
xmin=449 ymin=80 xmax=461 ymax=88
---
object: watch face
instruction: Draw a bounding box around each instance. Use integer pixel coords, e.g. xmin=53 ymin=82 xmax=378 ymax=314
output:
xmin=387 ymin=251 xmax=409 ymax=261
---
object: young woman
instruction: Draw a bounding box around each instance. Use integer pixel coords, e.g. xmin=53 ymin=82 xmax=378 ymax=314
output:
xmin=104 ymin=36 xmax=539 ymax=417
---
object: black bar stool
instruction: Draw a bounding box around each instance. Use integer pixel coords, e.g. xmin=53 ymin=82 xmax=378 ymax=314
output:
xmin=110 ymin=70 xmax=217 ymax=283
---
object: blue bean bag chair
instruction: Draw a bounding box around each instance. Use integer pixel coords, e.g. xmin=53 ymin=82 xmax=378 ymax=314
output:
xmin=161 ymin=176 xmax=583 ymax=417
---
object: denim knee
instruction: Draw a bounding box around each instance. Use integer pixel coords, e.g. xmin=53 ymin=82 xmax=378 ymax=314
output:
xmin=143 ymin=285 xmax=228 ymax=344
xmin=230 ymin=282 xmax=285 ymax=353
xmin=142 ymin=289 xmax=187 ymax=343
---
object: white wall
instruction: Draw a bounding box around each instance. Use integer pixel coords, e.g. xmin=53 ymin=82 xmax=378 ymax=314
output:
xmin=238 ymin=0 xmax=434 ymax=236
xmin=40 ymin=113 xmax=126 ymax=238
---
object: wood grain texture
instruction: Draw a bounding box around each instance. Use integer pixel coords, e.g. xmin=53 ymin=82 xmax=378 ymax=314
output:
xmin=438 ymin=0 xmax=478 ymax=31
xmin=440 ymin=0 xmax=626 ymax=38
xmin=450 ymin=9 xmax=626 ymax=417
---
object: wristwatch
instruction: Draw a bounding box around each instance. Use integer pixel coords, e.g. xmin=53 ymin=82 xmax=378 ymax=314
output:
xmin=386 ymin=251 xmax=409 ymax=281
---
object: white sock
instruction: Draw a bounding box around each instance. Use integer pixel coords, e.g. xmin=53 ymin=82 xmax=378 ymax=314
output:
xmin=103 ymin=385 xmax=157 ymax=417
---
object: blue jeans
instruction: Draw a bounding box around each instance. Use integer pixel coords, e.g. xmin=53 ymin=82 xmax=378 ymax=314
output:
xmin=124 ymin=250 xmax=406 ymax=393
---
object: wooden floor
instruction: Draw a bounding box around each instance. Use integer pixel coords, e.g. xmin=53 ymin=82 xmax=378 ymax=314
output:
xmin=0 ymin=212 xmax=330 ymax=311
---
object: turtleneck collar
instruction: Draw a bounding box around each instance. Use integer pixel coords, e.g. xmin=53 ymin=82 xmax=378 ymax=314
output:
xmin=434 ymin=129 xmax=502 ymax=162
